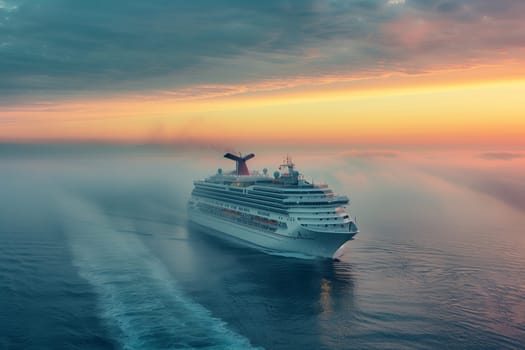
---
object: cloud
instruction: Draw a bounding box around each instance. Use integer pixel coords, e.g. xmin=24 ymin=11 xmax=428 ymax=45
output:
xmin=387 ymin=0 xmax=405 ymax=5
xmin=479 ymin=152 xmax=524 ymax=161
xmin=418 ymin=153 xmax=525 ymax=212
xmin=341 ymin=150 xmax=398 ymax=159
xmin=446 ymin=171 xmax=525 ymax=212
xmin=1 ymin=0 xmax=525 ymax=100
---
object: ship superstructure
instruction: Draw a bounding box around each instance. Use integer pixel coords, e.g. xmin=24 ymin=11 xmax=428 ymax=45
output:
xmin=187 ymin=153 xmax=359 ymax=259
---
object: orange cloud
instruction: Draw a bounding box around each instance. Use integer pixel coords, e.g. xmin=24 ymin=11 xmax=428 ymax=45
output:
xmin=1 ymin=62 xmax=525 ymax=147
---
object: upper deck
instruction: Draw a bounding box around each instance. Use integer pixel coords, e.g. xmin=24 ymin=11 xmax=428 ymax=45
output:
xmin=192 ymin=152 xmax=349 ymax=209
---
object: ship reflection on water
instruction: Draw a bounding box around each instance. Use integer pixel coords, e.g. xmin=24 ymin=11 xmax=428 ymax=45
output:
xmin=320 ymin=278 xmax=333 ymax=316
xmin=317 ymin=262 xmax=357 ymax=349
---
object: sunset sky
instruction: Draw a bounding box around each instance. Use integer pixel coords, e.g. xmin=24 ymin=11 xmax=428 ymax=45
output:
xmin=1 ymin=0 xmax=524 ymax=147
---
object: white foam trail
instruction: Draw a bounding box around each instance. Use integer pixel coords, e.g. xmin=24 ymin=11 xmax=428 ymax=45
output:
xmin=60 ymin=196 xmax=261 ymax=350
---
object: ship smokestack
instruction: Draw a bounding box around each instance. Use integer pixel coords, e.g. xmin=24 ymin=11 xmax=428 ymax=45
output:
xmin=224 ymin=153 xmax=255 ymax=175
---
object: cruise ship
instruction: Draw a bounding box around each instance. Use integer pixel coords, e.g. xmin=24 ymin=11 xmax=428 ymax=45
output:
xmin=187 ymin=153 xmax=359 ymax=259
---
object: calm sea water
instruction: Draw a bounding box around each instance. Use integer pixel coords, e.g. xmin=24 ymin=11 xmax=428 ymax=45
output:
xmin=1 ymin=145 xmax=524 ymax=349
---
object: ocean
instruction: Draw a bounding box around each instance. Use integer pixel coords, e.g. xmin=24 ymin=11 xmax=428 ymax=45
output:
xmin=1 ymin=145 xmax=524 ymax=349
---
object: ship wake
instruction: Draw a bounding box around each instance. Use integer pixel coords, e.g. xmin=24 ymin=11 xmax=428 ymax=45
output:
xmin=60 ymin=196 xmax=261 ymax=350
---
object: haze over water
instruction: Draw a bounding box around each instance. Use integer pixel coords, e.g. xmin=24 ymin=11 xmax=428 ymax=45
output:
xmin=1 ymin=144 xmax=524 ymax=349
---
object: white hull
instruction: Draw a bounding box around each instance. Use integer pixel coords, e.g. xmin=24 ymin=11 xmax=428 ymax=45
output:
xmin=188 ymin=208 xmax=354 ymax=258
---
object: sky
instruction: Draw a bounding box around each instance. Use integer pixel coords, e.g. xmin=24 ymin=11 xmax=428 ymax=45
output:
xmin=1 ymin=0 xmax=524 ymax=147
